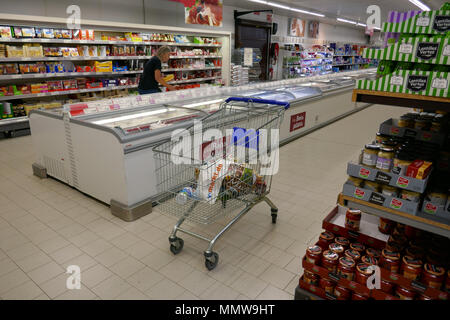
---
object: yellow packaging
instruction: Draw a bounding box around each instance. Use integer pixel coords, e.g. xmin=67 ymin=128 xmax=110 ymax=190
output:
xmin=94 ymin=61 xmax=112 ymax=72
xmin=416 ymin=161 xmax=432 ymax=180
xmin=163 ymin=74 xmax=174 ymax=82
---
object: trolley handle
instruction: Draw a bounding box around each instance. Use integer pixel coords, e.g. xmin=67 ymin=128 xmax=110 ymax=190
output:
xmin=225 ymin=97 xmax=290 ymax=110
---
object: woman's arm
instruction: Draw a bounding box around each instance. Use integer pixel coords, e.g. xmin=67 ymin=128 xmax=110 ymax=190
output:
xmin=155 ymin=69 xmax=176 ymax=91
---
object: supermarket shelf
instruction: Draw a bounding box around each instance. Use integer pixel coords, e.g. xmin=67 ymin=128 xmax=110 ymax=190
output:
xmin=0 ymin=71 xmax=143 ymax=80
xmin=0 ymin=84 xmax=137 ymax=101
xmin=0 ymin=116 xmax=29 ymax=135
xmin=294 ymin=286 xmax=324 ymax=300
xmin=167 ymin=76 xmax=220 ymax=84
xmin=334 ymin=54 xmax=361 ymax=57
xmin=338 ymin=193 xmax=450 ymax=238
xmin=0 ymin=56 xmax=150 ymax=62
xmin=352 ymin=89 xmax=450 ymax=111
xmin=161 ymin=66 xmax=221 ymax=72
xmin=332 ymin=63 xmax=370 ymax=67
xmin=0 ymin=38 xmax=221 ymax=47
xmin=169 ymin=56 xmax=222 ymax=59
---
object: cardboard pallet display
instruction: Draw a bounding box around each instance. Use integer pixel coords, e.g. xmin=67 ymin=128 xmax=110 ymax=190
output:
xmin=382 ymin=9 xmax=450 ymax=35
xmin=356 ymin=70 xmax=449 ymax=97
xmin=363 ymin=35 xmax=449 ymax=65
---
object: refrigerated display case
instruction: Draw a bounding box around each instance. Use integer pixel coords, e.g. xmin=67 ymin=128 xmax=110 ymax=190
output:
xmin=29 ymin=96 xmax=226 ymax=221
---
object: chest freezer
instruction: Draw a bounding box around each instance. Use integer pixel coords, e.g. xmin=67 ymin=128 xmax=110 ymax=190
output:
xmin=29 ymin=96 xmax=227 ymax=221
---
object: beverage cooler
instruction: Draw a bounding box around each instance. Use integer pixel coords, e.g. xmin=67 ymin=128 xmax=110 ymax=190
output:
xmin=29 ymin=96 xmax=226 ymax=221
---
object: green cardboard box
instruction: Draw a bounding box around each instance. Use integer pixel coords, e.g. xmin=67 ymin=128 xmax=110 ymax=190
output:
xmin=382 ymin=9 xmax=450 ymax=35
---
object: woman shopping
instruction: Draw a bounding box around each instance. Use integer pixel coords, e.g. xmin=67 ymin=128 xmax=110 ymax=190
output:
xmin=138 ymin=46 xmax=176 ymax=94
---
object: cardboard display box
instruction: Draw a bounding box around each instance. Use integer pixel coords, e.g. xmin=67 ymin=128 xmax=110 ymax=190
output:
xmin=382 ymin=9 xmax=450 ymax=35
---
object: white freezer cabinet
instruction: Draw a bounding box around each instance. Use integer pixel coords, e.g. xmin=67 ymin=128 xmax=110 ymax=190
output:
xmin=29 ymin=97 xmax=226 ymax=221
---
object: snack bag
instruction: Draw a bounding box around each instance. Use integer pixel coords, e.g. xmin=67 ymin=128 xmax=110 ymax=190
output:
xmin=197 ymin=158 xmax=231 ymax=204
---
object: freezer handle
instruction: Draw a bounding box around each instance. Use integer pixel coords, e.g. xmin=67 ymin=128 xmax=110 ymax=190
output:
xmin=225 ymin=97 xmax=290 ymax=109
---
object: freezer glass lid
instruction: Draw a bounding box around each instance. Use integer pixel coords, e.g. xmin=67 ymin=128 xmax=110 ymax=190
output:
xmin=276 ymin=86 xmax=322 ymax=99
xmin=248 ymin=91 xmax=295 ymax=102
xmin=90 ymin=105 xmax=203 ymax=133
xmin=171 ymin=97 xmax=225 ymax=112
xmin=298 ymin=82 xmax=335 ymax=89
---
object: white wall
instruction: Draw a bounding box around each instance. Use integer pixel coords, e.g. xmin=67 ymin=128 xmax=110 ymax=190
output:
xmin=0 ymin=0 xmax=367 ymax=44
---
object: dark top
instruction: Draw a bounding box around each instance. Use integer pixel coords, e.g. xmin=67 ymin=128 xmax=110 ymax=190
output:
xmin=138 ymin=56 xmax=162 ymax=91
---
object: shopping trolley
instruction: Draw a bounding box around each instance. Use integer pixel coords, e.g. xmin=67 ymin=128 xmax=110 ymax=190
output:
xmin=152 ymin=97 xmax=289 ymax=270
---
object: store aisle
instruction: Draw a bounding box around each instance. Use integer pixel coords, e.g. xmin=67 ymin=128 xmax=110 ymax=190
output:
xmin=0 ymin=104 xmax=405 ymax=300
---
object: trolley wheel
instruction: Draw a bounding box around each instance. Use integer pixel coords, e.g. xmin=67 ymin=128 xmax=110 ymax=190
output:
xmin=271 ymin=209 xmax=278 ymax=224
xmin=169 ymin=237 xmax=184 ymax=255
xmin=204 ymin=252 xmax=219 ymax=271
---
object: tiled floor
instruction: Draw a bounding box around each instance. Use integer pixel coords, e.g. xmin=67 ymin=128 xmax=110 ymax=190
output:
xmin=0 ymin=104 xmax=405 ymax=300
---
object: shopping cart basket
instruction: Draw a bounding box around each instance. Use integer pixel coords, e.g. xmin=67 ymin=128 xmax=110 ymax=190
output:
xmin=152 ymin=97 xmax=289 ymax=270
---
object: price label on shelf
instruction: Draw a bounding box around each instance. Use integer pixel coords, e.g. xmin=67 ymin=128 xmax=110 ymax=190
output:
xmin=37 ymin=93 xmax=46 ymax=97
xmin=399 ymin=44 xmax=413 ymax=54
xmin=390 ymin=76 xmax=404 ymax=86
xmin=416 ymin=16 xmax=430 ymax=27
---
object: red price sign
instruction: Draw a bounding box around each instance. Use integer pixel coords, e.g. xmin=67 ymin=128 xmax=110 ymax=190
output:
xmin=290 ymin=112 xmax=306 ymax=132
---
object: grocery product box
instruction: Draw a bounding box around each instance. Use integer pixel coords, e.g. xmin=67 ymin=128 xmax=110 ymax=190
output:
xmin=342 ymin=183 xmax=420 ymax=215
xmin=0 ymin=102 xmax=14 ymax=118
xmin=94 ymin=61 xmax=112 ymax=72
xmin=356 ymin=70 xmax=449 ymax=98
xmin=421 ymin=200 xmax=450 ymax=220
xmin=347 ymin=162 xmax=430 ymax=193
xmin=382 ymin=9 xmax=450 ymax=35
xmin=363 ymin=35 xmax=449 ymax=65
xmin=378 ymin=118 xmax=446 ymax=145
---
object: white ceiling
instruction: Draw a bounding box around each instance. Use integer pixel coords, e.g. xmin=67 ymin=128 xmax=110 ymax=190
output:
xmin=226 ymin=0 xmax=444 ymax=28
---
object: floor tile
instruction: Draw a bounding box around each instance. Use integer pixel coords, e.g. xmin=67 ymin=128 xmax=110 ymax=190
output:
xmin=145 ymin=278 xmax=185 ymax=300
xmin=61 ymin=254 xmax=98 ymax=273
xmin=92 ymin=275 xmax=132 ymax=300
xmin=256 ymin=284 xmax=293 ymax=300
xmin=110 ymin=256 xmax=145 ymax=279
xmin=0 ymin=258 xmax=18 ymax=277
xmin=39 ymin=273 xmax=71 ymax=299
xmin=95 ymin=247 xmax=127 ymax=268
xmin=28 ymin=261 xmax=64 ymax=284
xmin=159 ymin=259 xmax=195 ymax=283
xmin=49 ymin=244 xmax=83 ymax=264
xmin=178 ymin=270 xmax=217 ymax=296
xmin=80 ymin=238 xmax=113 ymax=257
xmin=1 ymin=280 xmax=44 ymax=300
xmin=5 ymin=242 xmax=40 ymax=261
xmin=199 ymin=281 xmax=240 ymax=300
xmin=141 ymin=249 xmax=175 ymax=271
xmin=236 ymin=254 xmax=271 ymax=277
xmin=0 ymin=269 xmax=30 ymax=295
xmin=258 ymin=265 xmax=296 ymax=290
xmin=114 ymin=287 xmax=149 ymax=300
xmin=229 ymin=272 xmax=268 ymax=300
xmin=15 ymin=251 xmax=52 ymax=273
xmin=38 ymin=236 xmax=71 ymax=254
xmin=81 ymin=264 xmax=114 ymax=289
xmin=126 ymin=267 xmax=165 ymax=292
xmin=54 ymin=286 xmax=97 ymax=300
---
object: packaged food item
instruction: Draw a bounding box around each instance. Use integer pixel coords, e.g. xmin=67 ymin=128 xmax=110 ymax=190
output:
xmin=362 ymin=144 xmax=379 ymax=167
xmin=344 ymin=249 xmax=361 ymax=262
xmin=0 ymin=26 xmax=13 ymax=39
xmin=88 ymin=46 xmax=97 ymax=57
xmin=4 ymin=64 xmax=19 ymax=74
xmin=69 ymin=48 xmax=79 ymax=57
xmin=414 ymin=118 xmax=430 ymax=130
xmin=329 ymin=243 xmax=345 ymax=257
xmin=303 ymin=271 xmax=319 ymax=286
xmin=347 ymin=176 xmax=363 ymax=187
xmin=380 ymin=249 xmax=400 ymax=273
xmin=401 ymin=255 xmax=422 ymax=281
xmin=375 ymin=132 xmax=390 ymax=145
xmin=395 ymin=286 xmax=415 ymax=300
xmin=333 ymin=285 xmax=350 ymax=300
xmin=345 ymin=209 xmax=361 ymax=231
xmin=425 ymin=189 xmax=447 ymax=206
xmin=337 ymin=256 xmax=355 ymax=280
xmin=364 ymin=180 xmax=380 ymax=192
xmin=355 ymin=263 xmax=373 ymax=285
xmin=63 ymin=79 xmax=78 ymax=90
xmin=381 ymin=185 xmax=398 ymax=197
xmin=6 ymin=45 xmax=24 ymax=57
xmin=376 ymin=147 xmax=394 ymax=172
xmin=61 ymin=47 xmax=71 ymax=57
xmin=365 ymin=248 xmax=381 ymax=259
xmin=319 ymin=278 xmax=335 ymax=295
xmin=47 ymin=80 xmax=64 ymax=91
xmin=61 ymin=29 xmax=72 ymax=39
xmin=335 ymin=237 xmax=350 ymax=249
xmin=24 ymin=45 xmax=43 ymax=57
xmin=322 ymin=250 xmax=339 ymax=273
xmin=392 ymin=152 xmax=413 ymax=175
xmin=397 ymin=115 xmax=413 ymax=128
xmin=422 ymin=264 xmax=445 ymax=289
xmin=13 ymin=26 xmax=23 ymax=38
xmin=400 ymin=190 xmax=420 ymax=202
xmin=306 ymin=245 xmax=322 ymax=265
xmin=407 ymin=160 xmax=433 ymax=180
xmin=318 ymin=231 xmax=334 ymax=250
xmin=53 ymin=29 xmax=63 ymax=39
xmin=348 ymin=243 xmax=364 ymax=254
xmin=42 ymin=28 xmax=54 ymax=38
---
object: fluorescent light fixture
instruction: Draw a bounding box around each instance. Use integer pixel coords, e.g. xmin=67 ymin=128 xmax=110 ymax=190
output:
xmin=247 ymin=0 xmax=268 ymax=4
xmin=266 ymin=1 xmax=290 ymax=10
xmin=246 ymin=0 xmax=325 ymax=17
xmin=409 ymin=0 xmax=431 ymax=11
xmin=290 ymin=8 xmax=325 ymax=17
xmin=182 ymin=99 xmax=224 ymax=109
xmin=337 ymin=18 xmax=357 ymax=25
xmin=93 ymin=109 xmax=168 ymax=125
xmin=357 ymin=23 xmax=367 ymax=27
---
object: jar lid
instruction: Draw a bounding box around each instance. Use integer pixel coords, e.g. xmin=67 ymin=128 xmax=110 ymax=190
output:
xmin=329 ymin=243 xmax=344 ymax=253
xmin=381 ymin=141 xmax=397 ymax=147
xmin=361 ymin=255 xmax=378 ymax=265
xmin=382 ymin=249 xmax=400 ymax=260
xmin=346 ymin=209 xmax=361 ymax=217
xmin=402 ymin=255 xmax=423 ymax=269
xmin=323 ymin=250 xmax=339 ymax=261
xmin=320 ymin=231 xmax=334 ymax=241
xmin=366 ymin=248 xmax=381 ymax=258
xmin=339 ymin=256 xmax=355 ymax=268
xmin=365 ymin=144 xmax=380 ymax=150
xmin=424 ymin=264 xmax=445 ymax=276
xmin=350 ymin=243 xmax=365 ymax=252
xmin=376 ymin=132 xmax=389 ymax=137
xmin=335 ymin=237 xmax=350 ymax=246
xmin=380 ymin=147 xmax=394 ymax=153
xmin=345 ymin=249 xmax=361 ymax=261
xmin=307 ymin=245 xmax=322 ymax=255
xmin=356 ymin=263 xmax=373 ymax=275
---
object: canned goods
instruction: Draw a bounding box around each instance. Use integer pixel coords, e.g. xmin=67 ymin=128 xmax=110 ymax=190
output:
xmin=356 ymin=263 xmax=373 ymax=286
xmin=303 ymin=271 xmax=319 ymax=286
xmin=335 ymin=237 xmax=350 ymax=249
xmin=380 ymin=249 xmax=401 ymax=273
xmin=345 ymin=249 xmax=361 ymax=262
xmin=401 ymin=256 xmax=423 ymax=281
xmin=322 ymin=250 xmax=339 ymax=273
xmin=378 ymin=217 xmax=395 ymax=234
xmin=306 ymin=245 xmax=322 ymax=265
xmin=349 ymin=242 xmax=366 ymax=253
xmin=366 ymin=248 xmax=381 ymax=259
xmin=345 ymin=209 xmax=361 ymax=231
xmin=337 ymin=256 xmax=356 ymax=281
xmin=318 ymin=231 xmax=335 ymax=250
xmin=422 ymin=263 xmax=445 ymax=289
xmin=329 ymin=243 xmax=345 ymax=257
xmin=361 ymin=255 xmax=379 ymax=266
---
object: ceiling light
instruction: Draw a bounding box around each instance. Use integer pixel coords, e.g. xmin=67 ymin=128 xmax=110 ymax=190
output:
xmin=247 ymin=0 xmax=268 ymax=4
xmin=357 ymin=23 xmax=367 ymax=27
xmin=337 ymin=18 xmax=357 ymax=25
xmin=266 ymin=1 xmax=290 ymax=10
xmin=290 ymin=8 xmax=325 ymax=17
xmin=409 ymin=0 xmax=431 ymax=11
xmin=182 ymin=99 xmax=224 ymax=108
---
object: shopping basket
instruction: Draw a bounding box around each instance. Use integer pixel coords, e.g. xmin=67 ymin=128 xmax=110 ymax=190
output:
xmin=152 ymin=97 xmax=289 ymax=270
